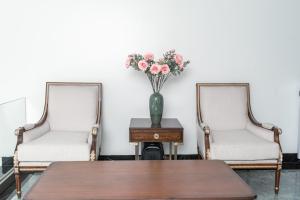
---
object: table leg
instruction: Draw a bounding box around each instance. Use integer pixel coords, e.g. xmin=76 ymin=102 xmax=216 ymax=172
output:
xmin=174 ymin=142 xmax=178 ymax=160
xmin=134 ymin=142 xmax=139 ymax=160
xmin=169 ymin=142 xmax=172 ymax=160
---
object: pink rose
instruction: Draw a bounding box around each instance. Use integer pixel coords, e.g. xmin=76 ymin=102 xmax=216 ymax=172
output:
xmin=150 ymin=64 xmax=161 ymax=75
xmin=138 ymin=60 xmax=148 ymax=71
xmin=144 ymin=52 xmax=154 ymax=61
xmin=161 ymin=64 xmax=170 ymax=74
xmin=175 ymin=54 xmax=183 ymax=65
xmin=125 ymin=57 xmax=132 ymax=68
xmin=179 ymin=63 xmax=184 ymax=70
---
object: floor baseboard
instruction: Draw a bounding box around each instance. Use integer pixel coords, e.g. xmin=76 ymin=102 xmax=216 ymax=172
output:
xmin=99 ymin=153 xmax=300 ymax=169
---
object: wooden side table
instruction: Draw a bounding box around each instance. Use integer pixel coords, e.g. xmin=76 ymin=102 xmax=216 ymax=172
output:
xmin=129 ymin=118 xmax=183 ymax=160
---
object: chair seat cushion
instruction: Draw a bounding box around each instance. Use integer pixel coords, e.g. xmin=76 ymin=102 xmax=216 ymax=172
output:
xmin=18 ymin=131 xmax=90 ymax=162
xmin=210 ymin=130 xmax=279 ymax=161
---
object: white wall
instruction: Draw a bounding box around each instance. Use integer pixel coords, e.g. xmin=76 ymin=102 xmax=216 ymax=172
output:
xmin=0 ymin=0 xmax=299 ymax=154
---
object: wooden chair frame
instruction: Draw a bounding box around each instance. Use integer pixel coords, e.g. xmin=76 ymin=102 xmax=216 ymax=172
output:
xmin=13 ymin=82 xmax=102 ymax=198
xmin=196 ymin=83 xmax=282 ymax=193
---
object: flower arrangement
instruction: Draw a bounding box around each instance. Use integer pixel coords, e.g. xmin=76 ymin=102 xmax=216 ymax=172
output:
xmin=125 ymin=50 xmax=190 ymax=92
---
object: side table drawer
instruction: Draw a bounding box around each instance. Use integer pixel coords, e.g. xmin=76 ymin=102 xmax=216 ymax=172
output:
xmin=130 ymin=130 xmax=183 ymax=142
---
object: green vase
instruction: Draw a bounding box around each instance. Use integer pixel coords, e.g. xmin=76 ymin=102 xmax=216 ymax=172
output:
xmin=149 ymin=92 xmax=164 ymax=125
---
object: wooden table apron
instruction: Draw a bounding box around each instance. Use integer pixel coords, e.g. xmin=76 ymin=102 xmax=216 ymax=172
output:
xmin=129 ymin=118 xmax=184 ymax=160
xmin=24 ymin=160 xmax=256 ymax=200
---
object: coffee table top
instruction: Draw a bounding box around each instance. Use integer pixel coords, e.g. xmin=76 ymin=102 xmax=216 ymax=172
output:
xmin=25 ymin=160 xmax=256 ymax=200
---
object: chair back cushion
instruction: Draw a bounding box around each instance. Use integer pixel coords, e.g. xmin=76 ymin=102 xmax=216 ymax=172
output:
xmin=199 ymin=85 xmax=248 ymax=130
xmin=47 ymin=83 xmax=100 ymax=132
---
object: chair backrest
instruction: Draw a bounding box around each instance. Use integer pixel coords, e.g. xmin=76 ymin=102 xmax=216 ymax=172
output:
xmin=196 ymin=83 xmax=250 ymax=131
xmin=45 ymin=82 xmax=101 ymax=132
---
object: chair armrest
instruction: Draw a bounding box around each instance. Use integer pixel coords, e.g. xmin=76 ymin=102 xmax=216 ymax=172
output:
xmin=198 ymin=122 xmax=210 ymax=135
xmin=261 ymin=123 xmax=282 ymax=135
xmin=23 ymin=122 xmax=50 ymax=143
xmin=92 ymin=124 xmax=99 ymax=128
xmin=88 ymin=124 xmax=99 ymax=143
xmin=15 ymin=122 xmax=50 ymax=144
xmin=247 ymin=121 xmax=282 ymax=161
xmin=246 ymin=121 xmax=282 ymax=142
xmin=246 ymin=122 xmax=274 ymax=142
xmin=24 ymin=123 xmax=37 ymax=131
xmin=261 ymin=123 xmax=275 ymax=130
xmin=15 ymin=123 xmax=38 ymax=136
xmin=196 ymin=121 xmax=211 ymax=159
xmin=199 ymin=122 xmax=209 ymax=132
xmin=197 ymin=121 xmax=210 ymax=134
xmin=88 ymin=123 xmax=101 ymax=161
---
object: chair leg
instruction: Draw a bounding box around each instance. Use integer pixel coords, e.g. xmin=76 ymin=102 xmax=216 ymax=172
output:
xmin=15 ymin=172 xmax=21 ymax=198
xmin=275 ymin=164 xmax=281 ymax=193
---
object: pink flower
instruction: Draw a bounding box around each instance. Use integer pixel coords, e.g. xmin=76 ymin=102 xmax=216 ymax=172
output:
xmin=125 ymin=57 xmax=132 ymax=68
xmin=150 ymin=64 xmax=161 ymax=75
xmin=175 ymin=54 xmax=183 ymax=65
xmin=161 ymin=64 xmax=170 ymax=74
xmin=144 ymin=52 xmax=154 ymax=61
xmin=138 ymin=60 xmax=148 ymax=71
xmin=179 ymin=63 xmax=184 ymax=70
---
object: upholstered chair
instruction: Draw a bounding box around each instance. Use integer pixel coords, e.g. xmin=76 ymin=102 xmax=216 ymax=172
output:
xmin=196 ymin=83 xmax=282 ymax=193
xmin=14 ymin=82 xmax=102 ymax=197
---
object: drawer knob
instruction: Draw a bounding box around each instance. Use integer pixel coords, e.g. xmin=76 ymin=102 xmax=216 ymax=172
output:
xmin=153 ymin=133 xmax=160 ymax=140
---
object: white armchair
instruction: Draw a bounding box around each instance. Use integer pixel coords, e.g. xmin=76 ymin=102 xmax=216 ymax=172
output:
xmin=196 ymin=83 xmax=282 ymax=193
xmin=14 ymin=82 xmax=102 ymax=197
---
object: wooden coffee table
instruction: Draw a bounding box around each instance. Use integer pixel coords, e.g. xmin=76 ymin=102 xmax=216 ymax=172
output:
xmin=24 ymin=160 xmax=256 ymax=200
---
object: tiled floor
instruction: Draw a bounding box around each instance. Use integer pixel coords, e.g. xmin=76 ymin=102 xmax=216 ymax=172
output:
xmin=5 ymin=170 xmax=300 ymax=200
xmin=237 ymin=170 xmax=300 ymax=199
xmin=7 ymin=173 xmax=41 ymax=200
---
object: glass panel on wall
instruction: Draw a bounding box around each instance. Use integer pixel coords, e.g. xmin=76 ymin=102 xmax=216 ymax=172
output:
xmin=0 ymin=98 xmax=26 ymax=181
